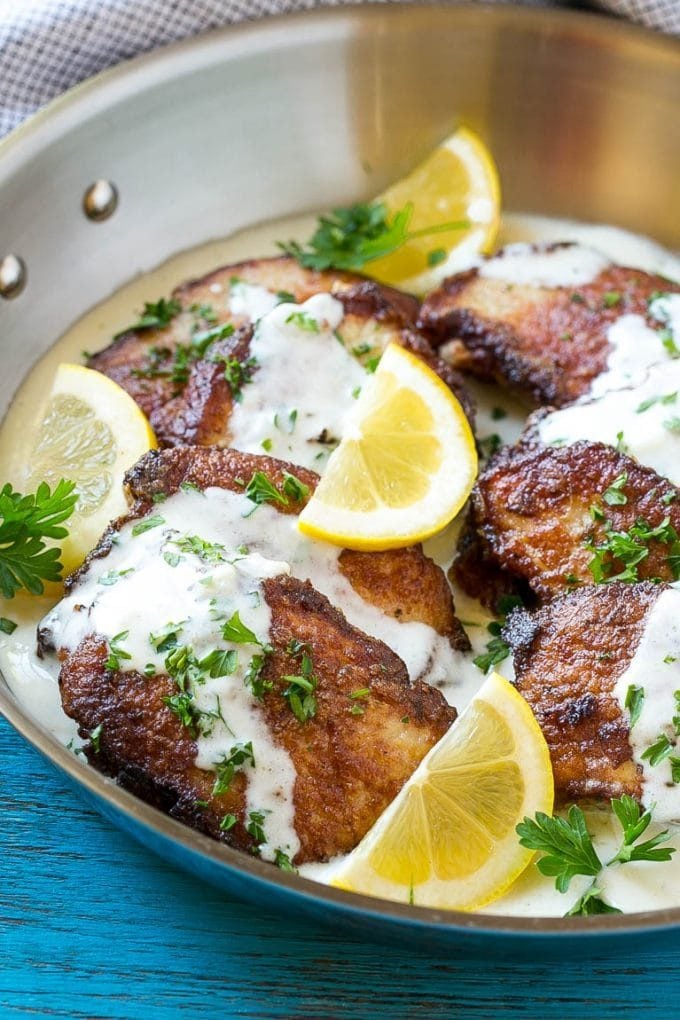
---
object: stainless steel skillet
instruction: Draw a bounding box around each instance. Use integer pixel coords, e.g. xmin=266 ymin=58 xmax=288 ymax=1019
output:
xmin=0 ymin=3 xmax=679 ymax=955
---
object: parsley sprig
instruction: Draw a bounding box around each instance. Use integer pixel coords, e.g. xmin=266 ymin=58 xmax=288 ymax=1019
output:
xmin=517 ymin=797 xmax=676 ymax=915
xmin=278 ymin=201 xmax=468 ymax=273
xmin=0 ymin=479 xmax=78 ymax=598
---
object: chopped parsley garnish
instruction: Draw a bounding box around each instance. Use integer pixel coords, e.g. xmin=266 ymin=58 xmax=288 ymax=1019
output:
xmin=171 ymin=534 xmax=227 ymax=563
xmin=278 ymin=201 xmax=468 ymax=273
xmin=98 ymin=567 xmax=134 ymax=586
xmin=220 ymin=813 xmax=237 ymax=832
xmin=211 ymin=742 xmax=255 ymax=796
xmin=189 ymin=302 xmax=218 ymax=325
xmin=285 ymin=310 xmax=319 ymax=333
xmin=244 ymin=472 xmax=288 ymax=509
xmin=661 ymin=330 xmax=680 ymax=360
xmin=199 ymin=648 xmax=238 ymax=678
xmin=472 ymin=596 xmax=522 ymax=674
xmin=585 ymin=514 xmax=680 ymax=585
xmin=88 ymin=723 xmax=103 ymax=754
xmin=276 ymin=290 xmax=296 ymax=305
xmin=351 ymin=342 xmax=372 ymax=357
xmin=274 ymin=849 xmax=297 ymax=872
xmin=664 ymin=417 xmax=680 ymax=434
xmin=116 ymin=297 xmax=182 ymax=336
xmin=491 ymin=406 xmax=507 ymax=421
xmin=281 ymin=643 xmax=319 ymax=723
xmin=244 ymin=470 xmax=309 ymax=512
xmin=478 ymin=433 xmax=502 ymax=460
xmin=246 ymin=809 xmax=268 ymax=847
xmin=163 ymin=691 xmax=204 ymax=737
xmin=149 ymin=621 xmax=184 ymax=653
xmin=602 ymin=472 xmax=628 ymax=506
xmin=0 ymin=616 xmax=17 ymax=634
xmin=365 ymin=355 xmax=381 ymax=374
xmin=602 ymin=291 xmax=622 ymax=309
xmin=282 ymin=472 xmax=310 ymax=503
xmin=608 ymin=796 xmax=675 ymax=866
xmin=219 ymin=354 xmax=258 ymax=402
xmin=641 ymin=733 xmax=674 ymax=766
xmin=636 ymin=391 xmax=677 ymax=414
xmin=244 ymin=652 xmax=273 ymax=700
xmin=427 ymin=248 xmax=447 ymax=267
xmin=261 ymin=438 xmax=273 ymax=452
xmin=221 ymin=611 xmax=261 ymax=646
xmin=624 ymin=684 xmax=644 ymax=728
xmin=0 ymin=479 xmax=77 ymax=598
xmin=131 ymin=515 xmax=165 ymax=537
xmin=105 ymin=631 xmax=132 ymax=672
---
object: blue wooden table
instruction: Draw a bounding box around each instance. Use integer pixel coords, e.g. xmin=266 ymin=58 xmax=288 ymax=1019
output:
xmin=2 ymin=713 xmax=679 ymax=1019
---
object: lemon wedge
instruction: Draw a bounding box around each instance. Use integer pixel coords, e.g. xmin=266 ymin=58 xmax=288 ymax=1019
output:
xmin=298 ymin=343 xmax=477 ymax=550
xmin=26 ymin=364 xmax=157 ymax=573
xmin=333 ymin=672 xmax=554 ymax=911
xmin=368 ymin=126 xmax=501 ymax=294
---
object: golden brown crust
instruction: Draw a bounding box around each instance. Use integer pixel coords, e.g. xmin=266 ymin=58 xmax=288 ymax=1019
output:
xmin=59 ymin=577 xmax=456 ymax=864
xmin=88 ymin=256 xmax=474 ymax=448
xmin=418 ymin=247 xmax=680 ymax=408
xmin=462 ymin=440 xmax=680 ymax=601
xmin=505 ymin=583 xmax=658 ymax=803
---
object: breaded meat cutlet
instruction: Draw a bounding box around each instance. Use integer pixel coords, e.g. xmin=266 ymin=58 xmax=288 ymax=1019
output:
xmin=454 ymin=439 xmax=680 ymax=603
xmin=418 ymin=242 xmax=680 ymax=408
xmin=88 ymin=255 xmax=473 ymax=449
xmin=39 ymin=448 xmax=463 ymax=863
xmin=57 ymin=575 xmax=455 ymax=863
xmin=504 ymin=583 xmax=662 ymax=803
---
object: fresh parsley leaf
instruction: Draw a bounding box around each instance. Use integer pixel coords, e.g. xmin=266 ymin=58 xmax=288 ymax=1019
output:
xmin=218 ymin=354 xmax=258 ymax=402
xmin=0 ymin=616 xmax=17 ymax=634
xmin=246 ymin=809 xmax=267 ymax=846
xmin=274 ymin=849 xmax=297 ymax=873
xmin=88 ymin=723 xmax=103 ymax=754
xmin=244 ymin=652 xmax=272 ymax=700
xmin=171 ymin=534 xmax=227 ymax=563
xmin=427 ymin=248 xmax=447 ymax=267
xmin=473 ymin=635 xmax=510 ymax=674
xmin=285 ymin=310 xmax=319 ymax=333
xmin=602 ymin=291 xmax=622 ymax=309
xmin=212 ymin=742 xmax=255 ymax=797
xmin=221 ymin=610 xmax=260 ymax=646
xmin=220 ymin=813 xmax=237 ymax=831
xmin=116 ymin=297 xmax=182 ymax=336
xmin=244 ymin=472 xmax=288 ymax=510
xmin=641 ymin=733 xmax=674 ymax=766
xmin=478 ymin=434 xmax=502 ymax=460
xmin=131 ymin=515 xmax=165 ymax=537
xmin=624 ymin=684 xmax=644 ymax=728
xmin=0 ymin=479 xmax=78 ymax=598
xmin=608 ymin=795 xmax=676 ymax=865
xmin=565 ymin=886 xmax=621 ymax=917
xmin=162 ymin=691 xmax=203 ymax=737
xmin=98 ymin=567 xmax=134 ymax=586
xmin=199 ymin=648 xmax=238 ymax=679
xmin=636 ymin=391 xmax=677 ymax=414
xmin=516 ymin=805 xmax=602 ymax=892
xmin=104 ymin=630 xmax=132 ymax=672
xmin=603 ymin=473 xmax=628 ymax=506
xmin=664 ymin=417 xmax=680 ymax=434
xmin=281 ymin=472 xmax=310 ymax=503
xmin=662 ymin=329 xmax=680 ymax=360
xmin=278 ymin=201 xmax=468 ymax=273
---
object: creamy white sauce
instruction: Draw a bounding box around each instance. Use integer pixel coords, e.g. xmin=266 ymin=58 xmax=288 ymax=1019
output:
xmin=613 ymin=585 xmax=680 ymax=822
xmin=538 ymin=359 xmax=680 ymax=484
xmin=229 ymin=293 xmax=366 ymax=469
xmin=228 ymin=280 xmax=280 ymax=322
xmin=478 ymin=242 xmax=611 ymax=288
xmin=3 ymin=211 xmax=680 ymax=917
xmin=588 ymin=314 xmax=674 ymax=400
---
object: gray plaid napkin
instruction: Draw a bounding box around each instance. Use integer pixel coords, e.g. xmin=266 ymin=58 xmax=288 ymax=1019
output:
xmin=0 ymin=0 xmax=678 ymax=139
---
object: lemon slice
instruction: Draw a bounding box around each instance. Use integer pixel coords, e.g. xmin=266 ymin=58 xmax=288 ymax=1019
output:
xmin=26 ymin=364 xmax=157 ymax=573
xmin=333 ymin=672 xmax=554 ymax=911
xmin=368 ymin=126 xmax=501 ymax=294
xmin=298 ymin=343 xmax=477 ymax=550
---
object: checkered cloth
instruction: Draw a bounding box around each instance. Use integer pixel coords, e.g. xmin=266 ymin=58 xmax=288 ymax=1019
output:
xmin=0 ymin=0 xmax=678 ymax=139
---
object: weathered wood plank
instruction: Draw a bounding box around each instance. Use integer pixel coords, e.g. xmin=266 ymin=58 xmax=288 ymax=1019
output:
xmin=1 ymin=715 xmax=680 ymax=1019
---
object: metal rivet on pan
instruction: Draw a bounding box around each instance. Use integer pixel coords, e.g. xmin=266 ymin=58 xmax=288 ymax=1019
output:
xmin=0 ymin=254 xmax=27 ymax=299
xmin=83 ymin=179 xmax=119 ymax=221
